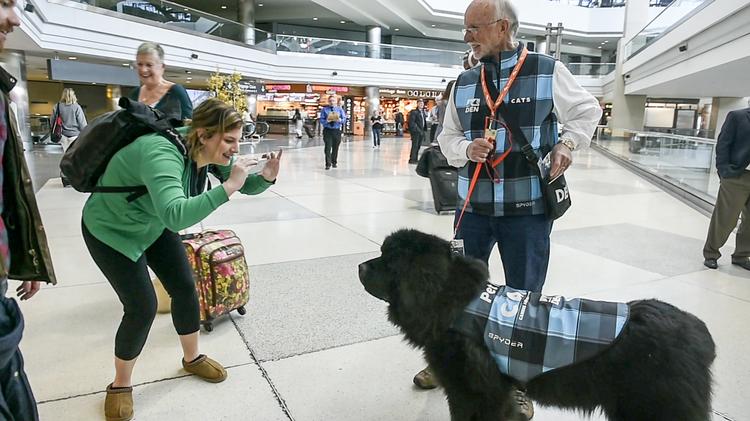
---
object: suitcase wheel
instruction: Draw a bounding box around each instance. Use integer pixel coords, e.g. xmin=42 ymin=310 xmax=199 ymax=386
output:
xmin=203 ymin=322 xmax=214 ymax=332
xmin=236 ymin=306 xmax=247 ymax=316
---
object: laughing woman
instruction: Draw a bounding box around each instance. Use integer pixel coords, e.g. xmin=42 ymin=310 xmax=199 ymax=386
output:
xmin=82 ymin=98 xmax=281 ymax=421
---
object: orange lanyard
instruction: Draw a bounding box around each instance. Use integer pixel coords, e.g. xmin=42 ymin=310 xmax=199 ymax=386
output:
xmin=453 ymin=47 xmax=529 ymax=239
xmin=480 ymin=47 xmax=528 ymax=119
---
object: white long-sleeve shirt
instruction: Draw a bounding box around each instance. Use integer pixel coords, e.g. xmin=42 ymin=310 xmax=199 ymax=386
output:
xmin=438 ymin=61 xmax=602 ymax=168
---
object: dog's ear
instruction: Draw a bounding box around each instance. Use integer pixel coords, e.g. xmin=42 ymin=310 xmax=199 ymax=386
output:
xmin=448 ymin=254 xmax=490 ymax=293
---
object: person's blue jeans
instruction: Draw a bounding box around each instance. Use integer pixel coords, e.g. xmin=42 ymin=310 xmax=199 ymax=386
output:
xmin=372 ymin=126 xmax=381 ymax=146
xmin=0 ymin=280 xmax=39 ymax=421
xmin=454 ymin=212 xmax=553 ymax=292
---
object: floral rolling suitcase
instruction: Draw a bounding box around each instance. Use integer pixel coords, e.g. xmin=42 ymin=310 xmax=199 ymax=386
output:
xmin=182 ymin=230 xmax=250 ymax=332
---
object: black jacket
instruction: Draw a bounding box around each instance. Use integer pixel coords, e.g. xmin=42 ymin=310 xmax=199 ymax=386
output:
xmin=0 ymin=67 xmax=56 ymax=284
xmin=717 ymin=108 xmax=750 ymax=179
xmin=408 ymin=109 xmax=426 ymax=132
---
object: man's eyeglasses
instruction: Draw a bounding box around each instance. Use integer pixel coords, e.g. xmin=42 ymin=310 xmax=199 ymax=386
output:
xmin=462 ymin=19 xmax=503 ymax=36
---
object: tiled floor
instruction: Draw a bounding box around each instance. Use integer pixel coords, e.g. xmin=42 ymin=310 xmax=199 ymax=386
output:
xmin=18 ymin=134 xmax=749 ymax=421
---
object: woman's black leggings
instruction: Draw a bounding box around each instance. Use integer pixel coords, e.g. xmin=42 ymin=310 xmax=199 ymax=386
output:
xmin=82 ymin=222 xmax=200 ymax=361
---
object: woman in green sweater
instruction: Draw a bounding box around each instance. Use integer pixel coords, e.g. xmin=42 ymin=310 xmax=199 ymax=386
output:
xmin=82 ymin=98 xmax=281 ymax=421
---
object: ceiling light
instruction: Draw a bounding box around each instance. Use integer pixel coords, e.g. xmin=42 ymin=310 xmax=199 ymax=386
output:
xmin=431 ymin=24 xmax=436 ymax=27
xmin=340 ymin=20 xmax=346 ymax=24
xmin=567 ymin=42 xmax=572 ymax=45
xmin=394 ymin=28 xmax=400 ymax=31
xmin=521 ymin=35 xmax=525 ymax=39
xmin=122 ymin=63 xmax=129 ymax=66
xmin=68 ymin=56 xmax=78 ymax=60
xmin=220 ymin=5 xmax=227 ymax=9
xmin=258 ymin=3 xmax=263 ymax=5
xmin=185 ymin=70 xmax=192 ymax=74
xmin=187 ymin=77 xmax=193 ymax=80
xmin=313 ymin=17 xmax=318 ymax=21
xmin=598 ymin=46 xmax=602 ymax=49
xmin=604 ymin=40 xmax=609 ymax=43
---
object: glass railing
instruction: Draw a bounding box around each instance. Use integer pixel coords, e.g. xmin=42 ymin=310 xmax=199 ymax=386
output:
xmin=53 ymin=0 xmax=464 ymax=67
xmin=274 ymin=35 xmax=464 ymax=67
xmin=59 ymin=0 xmax=277 ymax=52
xmin=624 ymin=0 xmax=713 ymax=59
xmin=593 ymin=127 xmax=719 ymax=199
xmin=566 ymin=63 xmax=616 ymax=77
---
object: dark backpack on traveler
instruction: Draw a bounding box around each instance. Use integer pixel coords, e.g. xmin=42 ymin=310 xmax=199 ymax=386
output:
xmin=60 ymin=97 xmax=188 ymax=202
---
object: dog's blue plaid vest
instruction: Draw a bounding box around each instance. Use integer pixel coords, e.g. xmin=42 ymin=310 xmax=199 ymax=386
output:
xmin=451 ymin=284 xmax=629 ymax=383
xmin=453 ymin=44 xmax=558 ymax=216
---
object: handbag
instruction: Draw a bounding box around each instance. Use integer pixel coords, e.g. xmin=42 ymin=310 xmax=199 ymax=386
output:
xmin=51 ymin=103 xmax=63 ymax=143
xmin=498 ymin=104 xmax=571 ymax=220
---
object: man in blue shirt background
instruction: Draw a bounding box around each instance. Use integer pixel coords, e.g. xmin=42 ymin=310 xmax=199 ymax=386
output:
xmin=319 ymin=95 xmax=347 ymax=170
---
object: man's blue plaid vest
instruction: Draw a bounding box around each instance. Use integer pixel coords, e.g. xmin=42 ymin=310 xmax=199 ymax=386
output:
xmin=451 ymin=284 xmax=629 ymax=384
xmin=453 ymin=44 xmax=558 ymax=216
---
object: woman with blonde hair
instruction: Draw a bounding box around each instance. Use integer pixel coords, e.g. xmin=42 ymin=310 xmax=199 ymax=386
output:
xmin=52 ymin=87 xmax=87 ymax=152
xmin=81 ymin=98 xmax=282 ymax=421
xmin=130 ymin=41 xmax=192 ymax=119
xmin=52 ymin=87 xmax=87 ymax=186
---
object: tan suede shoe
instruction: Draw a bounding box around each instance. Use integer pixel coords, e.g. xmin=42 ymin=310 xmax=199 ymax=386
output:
xmin=104 ymin=384 xmax=133 ymax=421
xmin=182 ymin=355 xmax=228 ymax=383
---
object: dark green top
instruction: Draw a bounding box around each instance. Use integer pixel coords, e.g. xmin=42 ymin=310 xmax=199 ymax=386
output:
xmin=129 ymin=83 xmax=193 ymax=120
xmin=82 ymin=127 xmax=272 ymax=261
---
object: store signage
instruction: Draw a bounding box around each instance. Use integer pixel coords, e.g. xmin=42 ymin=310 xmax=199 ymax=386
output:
xmin=381 ymin=88 xmax=442 ymax=98
xmin=313 ymin=85 xmax=349 ymax=93
xmin=265 ymin=84 xmax=292 ymax=91
xmin=239 ymin=81 xmax=265 ymax=95
xmin=344 ymin=97 xmax=354 ymax=134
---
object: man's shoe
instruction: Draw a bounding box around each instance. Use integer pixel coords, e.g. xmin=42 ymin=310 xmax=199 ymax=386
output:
xmin=325 ymin=165 xmax=331 ymax=170
xmin=408 ymin=160 xmax=418 ymax=164
xmin=105 ymin=384 xmax=134 ymax=421
xmin=514 ymin=388 xmax=535 ymax=420
xmin=704 ymin=258 xmax=718 ymax=269
xmin=731 ymin=258 xmax=750 ymax=271
xmin=182 ymin=355 xmax=227 ymax=383
xmin=413 ymin=366 xmax=439 ymax=390
xmin=332 ymin=163 xmax=338 ymax=168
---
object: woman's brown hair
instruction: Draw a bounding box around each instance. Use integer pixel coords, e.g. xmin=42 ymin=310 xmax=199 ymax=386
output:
xmin=185 ymin=98 xmax=243 ymax=161
xmin=442 ymin=80 xmax=456 ymax=102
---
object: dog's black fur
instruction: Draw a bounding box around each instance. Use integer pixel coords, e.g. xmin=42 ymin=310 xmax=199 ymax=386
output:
xmin=359 ymin=229 xmax=716 ymax=421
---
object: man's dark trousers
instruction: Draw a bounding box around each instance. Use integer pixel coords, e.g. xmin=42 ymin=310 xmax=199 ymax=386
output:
xmin=323 ymin=128 xmax=342 ymax=167
xmin=429 ymin=123 xmax=438 ymax=142
xmin=409 ymin=129 xmax=424 ymax=162
xmin=455 ymin=212 xmax=553 ymax=292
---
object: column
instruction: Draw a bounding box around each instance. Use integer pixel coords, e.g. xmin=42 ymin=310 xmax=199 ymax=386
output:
xmin=609 ymin=0 xmax=650 ymax=138
xmin=367 ymin=26 xmax=382 ymax=59
xmin=238 ymin=0 xmax=255 ymax=45
xmin=365 ymin=27 xmax=382 ymax=136
xmin=106 ymin=85 xmax=122 ymax=112
xmin=0 ymin=51 xmax=31 ymax=147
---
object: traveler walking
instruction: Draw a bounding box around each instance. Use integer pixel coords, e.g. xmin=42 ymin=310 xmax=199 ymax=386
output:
xmin=408 ymin=99 xmax=427 ymax=164
xmin=320 ymin=95 xmax=347 ymax=170
xmin=293 ymin=108 xmax=304 ymax=139
xmin=371 ymin=112 xmax=383 ymax=148
xmin=51 ymin=88 xmax=87 ymax=153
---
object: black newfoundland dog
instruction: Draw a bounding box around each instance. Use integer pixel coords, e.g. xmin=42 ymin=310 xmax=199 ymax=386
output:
xmin=359 ymin=229 xmax=716 ymax=421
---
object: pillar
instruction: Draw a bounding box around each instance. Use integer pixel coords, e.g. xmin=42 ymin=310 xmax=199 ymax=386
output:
xmin=365 ymin=27 xmax=382 ymax=136
xmin=239 ymin=0 xmax=255 ymax=45
xmin=107 ymin=85 xmax=122 ymax=112
xmin=367 ymin=26 xmax=382 ymax=59
xmin=609 ymin=0 xmax=650 ymax=138
xmin=0 ymin=51 xmax=31 ymax=146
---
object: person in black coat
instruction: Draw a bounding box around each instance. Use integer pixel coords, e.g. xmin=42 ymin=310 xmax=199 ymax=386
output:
xmin=703 ymin=100 xmax=750 ymax=271
xmin=408 ymin=99 xmax=427 ymax=164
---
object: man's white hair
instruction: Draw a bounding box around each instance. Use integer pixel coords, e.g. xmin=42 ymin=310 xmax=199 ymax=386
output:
xmin=492 ymin=0 xmax=519 ymax=40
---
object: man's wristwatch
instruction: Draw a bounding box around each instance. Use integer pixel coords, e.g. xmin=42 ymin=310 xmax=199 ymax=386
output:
xmin=560 ymin=139 xmax=576 ymax=151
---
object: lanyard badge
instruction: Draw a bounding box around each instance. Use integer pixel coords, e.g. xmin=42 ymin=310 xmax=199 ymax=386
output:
xmin=450 ymin=239 xmax=465 ymax=256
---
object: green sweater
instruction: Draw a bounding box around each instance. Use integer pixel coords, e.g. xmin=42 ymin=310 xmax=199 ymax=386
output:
xmin=83 ymin=127 xmax=272 ymax=261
